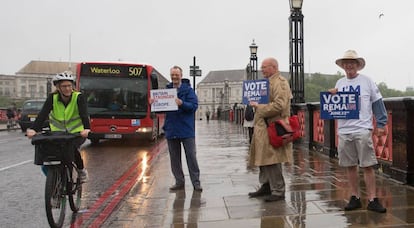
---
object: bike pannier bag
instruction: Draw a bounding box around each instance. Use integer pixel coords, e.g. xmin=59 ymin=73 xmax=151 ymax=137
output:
xmin=34 ymin=141 xmax=75 ymax=165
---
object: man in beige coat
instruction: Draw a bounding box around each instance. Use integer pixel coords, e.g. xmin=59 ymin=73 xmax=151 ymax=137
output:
xmin=248 ymin=57 xmax=293 ymax=202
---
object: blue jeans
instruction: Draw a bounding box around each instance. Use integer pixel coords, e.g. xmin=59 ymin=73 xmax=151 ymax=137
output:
xmin=167 ymin=138 xmax=201 ymax=187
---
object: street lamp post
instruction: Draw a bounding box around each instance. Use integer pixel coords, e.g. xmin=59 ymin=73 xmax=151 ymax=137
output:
xmin=249 ymin=40 xmax=258 ymax=80
xmin=220 ymin=90 xmax=224 ymax=114
xmin=189 ymin=56 xmax=202 ymax=91
xmin=289 ymin=0 xmax=305 ymax=104
xmin=224 ymin=79 xmax=229 ymax=109
xmin=46 ymin=77 xmax=52 ymax=96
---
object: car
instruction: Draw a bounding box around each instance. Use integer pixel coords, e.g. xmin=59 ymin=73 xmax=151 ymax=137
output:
xmin=18 ymin=99 xmax=49 ymax=132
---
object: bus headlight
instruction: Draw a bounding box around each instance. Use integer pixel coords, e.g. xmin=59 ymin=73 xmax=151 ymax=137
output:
xmin=136 ymin=127 xmax=152 ymax=133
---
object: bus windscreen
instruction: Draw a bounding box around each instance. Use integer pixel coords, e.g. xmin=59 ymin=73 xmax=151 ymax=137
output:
xmin=80 ymin=76 xmax=148 ymax=118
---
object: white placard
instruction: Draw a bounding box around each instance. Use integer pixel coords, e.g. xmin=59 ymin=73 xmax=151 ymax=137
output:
xmin=150 ymin=88 xmax=178 ymax=112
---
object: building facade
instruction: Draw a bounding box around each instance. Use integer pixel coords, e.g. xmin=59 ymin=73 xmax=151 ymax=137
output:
xmin=196 ymin=69 xmax=245 ymax=120
xmin=0 ymin=61 xmax=77 ymax=100
xmin=195 ymin=68 xmax=291 ymax=120
xmin=2 ymin=61 xmax=294 ymax=120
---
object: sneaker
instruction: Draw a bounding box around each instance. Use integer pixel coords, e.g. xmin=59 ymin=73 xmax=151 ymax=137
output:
xmin=345 ymin=196 xmax=362 ymax=211
xmin=79 ymin=169 xmax=88 ymax=183
xmin=367 ymin=198 xmax=387 ymax=213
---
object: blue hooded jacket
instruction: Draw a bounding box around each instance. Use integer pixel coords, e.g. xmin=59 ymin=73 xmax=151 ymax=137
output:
xmin=163 ymin=78 xmax=198 ymax=139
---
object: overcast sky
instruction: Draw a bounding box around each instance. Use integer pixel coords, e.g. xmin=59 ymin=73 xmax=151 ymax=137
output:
xmin=1 ymin=0 xmax=413 ymax=91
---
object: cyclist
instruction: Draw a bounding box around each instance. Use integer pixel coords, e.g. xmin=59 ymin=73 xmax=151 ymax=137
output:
xmin=26 ymin=71 xmax=91 ymax=182
xmin=6 ymin=106 xmax=15 ymax=128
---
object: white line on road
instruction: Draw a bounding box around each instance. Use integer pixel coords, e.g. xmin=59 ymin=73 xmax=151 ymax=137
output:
xmin=0 ymin=160 xmax=33 ymax=172
xmin=0 ymin=138 xmax=22 ymax=144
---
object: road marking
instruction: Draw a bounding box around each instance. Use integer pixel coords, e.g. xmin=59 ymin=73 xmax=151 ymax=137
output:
xmin=0 ymin=160 xmax=32 ymax=172
xmin=72 ymin=140 xmax=167 ymax=227
xmin=90 ymin=141 xmax=167 ymax=227
xmin=0 ymin=138 xmax=23 ymax=144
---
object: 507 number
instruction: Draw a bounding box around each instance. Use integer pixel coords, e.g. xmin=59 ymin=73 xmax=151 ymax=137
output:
xmin=129 ymin=67 xmax=143 ymax=76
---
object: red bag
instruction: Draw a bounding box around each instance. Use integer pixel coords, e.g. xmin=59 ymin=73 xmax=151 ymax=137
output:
xmin=266 ymin=115 xmax=300 ymax=148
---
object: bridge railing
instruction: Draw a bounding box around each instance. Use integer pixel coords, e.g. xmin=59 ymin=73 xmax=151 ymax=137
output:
xmin=293 ymin=97 xmax=414 ymax=185
xmin=227 ymin=98 xmax=414 ymax=185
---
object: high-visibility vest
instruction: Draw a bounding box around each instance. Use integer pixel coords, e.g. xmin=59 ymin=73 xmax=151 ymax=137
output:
xmin=49 ymin=92 xmax=84 ymax=133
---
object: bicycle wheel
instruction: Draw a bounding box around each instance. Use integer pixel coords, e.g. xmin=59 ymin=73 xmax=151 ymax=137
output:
xmin=68 ymin=166 xmax=82 ymax=212
xmin=45 ymin=166 xmax=67 ymax=228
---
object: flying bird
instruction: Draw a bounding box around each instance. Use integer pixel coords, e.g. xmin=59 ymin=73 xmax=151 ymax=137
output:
xmin=379 ymin=13 xmax=384 ymax=19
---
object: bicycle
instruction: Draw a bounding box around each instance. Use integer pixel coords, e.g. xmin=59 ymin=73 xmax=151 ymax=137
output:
xmin=31 ymin=132 xmax=83 ymax=228
xmin=6 ymin=118 xmax=16 ymax=129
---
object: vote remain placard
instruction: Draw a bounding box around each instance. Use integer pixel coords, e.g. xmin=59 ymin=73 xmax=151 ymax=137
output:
xmin=242 ymin=79 xmax=269 ymax=104
xmin=320 ymin=91 xmax=359 ymax=119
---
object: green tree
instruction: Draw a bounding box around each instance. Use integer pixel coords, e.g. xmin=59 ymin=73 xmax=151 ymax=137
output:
xmin=0 ymin=96 xmax=9 ymax=108
xmin=304 ymin=73 xmax=413 ymax=102
xmin=377 ymin=82 xmax=404 ymax=98
xmin=304 ymin=72 xmax=343 ymax=102
xmin=0 ymin=96 xmax=24 ymax=109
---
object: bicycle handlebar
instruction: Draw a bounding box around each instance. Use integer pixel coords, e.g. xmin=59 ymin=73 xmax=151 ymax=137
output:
xmin=31 ymin=132 xmax=82 ymax=145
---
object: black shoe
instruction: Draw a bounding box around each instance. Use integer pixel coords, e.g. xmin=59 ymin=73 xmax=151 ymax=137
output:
xmin=169 ymin=184 xmax=185 ymax=191
xmin=345 ymin=196 xmax=362 ymax=211
xmin=248 ymin=183 xmax=271 ymax=197
xmin=264 ymin=195 xmax=285 ymax=202
xmin=194 ymin=185 xmax=203 ymax=192
xmin=367 ymin=198 xmax=387 ymax=213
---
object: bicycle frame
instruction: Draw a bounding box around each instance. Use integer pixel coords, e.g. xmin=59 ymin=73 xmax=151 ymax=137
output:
xmin=44 ymin=161 xmax=80 ymax=197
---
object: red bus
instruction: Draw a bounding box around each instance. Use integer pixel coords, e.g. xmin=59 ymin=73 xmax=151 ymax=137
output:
xmin=76 ymin=62 xmax=169 ymax=144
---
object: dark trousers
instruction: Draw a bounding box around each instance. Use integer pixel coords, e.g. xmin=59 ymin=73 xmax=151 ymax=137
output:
xmin=74 ymin=137 xmax=86 ymax=169
xmin=248 ymin=127 xmax=254 ymax=144
xmin=167 ymin=138 xmax=201 ymax=187
xmin=259 ymin=164 xmax=285 ymax=196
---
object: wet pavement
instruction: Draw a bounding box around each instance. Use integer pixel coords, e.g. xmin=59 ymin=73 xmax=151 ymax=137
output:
xmin=84 ymin=120 xmax=414 ymax=227
xmin=3 ymin=119 xmax=414 ymax=227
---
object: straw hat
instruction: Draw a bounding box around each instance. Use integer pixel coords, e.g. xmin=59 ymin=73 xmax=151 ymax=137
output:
xmin=335 ymin=50 xmax=365 ymax=70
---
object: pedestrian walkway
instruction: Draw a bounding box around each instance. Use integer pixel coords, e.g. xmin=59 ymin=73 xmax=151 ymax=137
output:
xmin=0 ymin=122 xmax=20 ymax=131
xmin=104 ymin=120 xmax=414 ymax=228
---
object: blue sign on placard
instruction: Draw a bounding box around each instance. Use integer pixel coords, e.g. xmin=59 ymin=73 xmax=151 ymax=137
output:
xmin=242 ymin=79 xmax=269 ymax=104
xmin=320 ymin=91 xmax=359 ymax=119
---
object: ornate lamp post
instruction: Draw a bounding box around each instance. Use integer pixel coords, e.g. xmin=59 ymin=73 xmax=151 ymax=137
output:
xmin=249 ymin=40 xmax=258 ymax=80
xmin=289 ymin=0 xmax=305 ymax=103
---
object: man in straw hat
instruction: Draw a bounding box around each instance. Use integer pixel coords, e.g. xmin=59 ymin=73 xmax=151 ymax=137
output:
xmin=329 ymin=50 xmax=388 ymax=213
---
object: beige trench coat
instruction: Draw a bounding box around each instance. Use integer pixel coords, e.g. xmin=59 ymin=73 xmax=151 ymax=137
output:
xmin=248 ymin=73 xmax=293 ymax=167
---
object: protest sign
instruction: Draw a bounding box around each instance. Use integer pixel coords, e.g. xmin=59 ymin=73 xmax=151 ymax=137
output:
xmin=242 ymin=79 xmax=269 ymax=104
xmin=320 ymin=91 xmax=359 ymax=119
xmin=150 ymin=88 xmax=178 ymax=112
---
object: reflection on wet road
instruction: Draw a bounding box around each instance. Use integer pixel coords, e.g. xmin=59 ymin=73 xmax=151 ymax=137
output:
xmin=3 ymin=121 xmax=414 ymax=227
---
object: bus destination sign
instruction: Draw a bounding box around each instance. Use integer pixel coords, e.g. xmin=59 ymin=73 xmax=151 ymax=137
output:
xmin=80 ymin=64 xmax=147 ymax=78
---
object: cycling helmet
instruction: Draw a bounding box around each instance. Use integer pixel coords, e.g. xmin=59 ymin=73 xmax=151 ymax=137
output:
xmin=53 ymin=71 xmax=75 ymax=85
